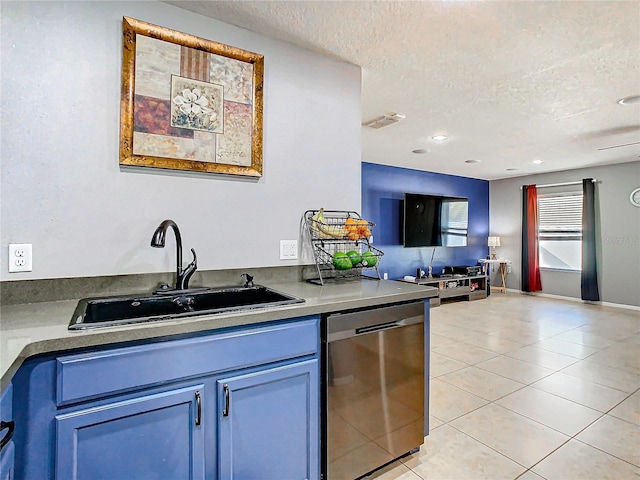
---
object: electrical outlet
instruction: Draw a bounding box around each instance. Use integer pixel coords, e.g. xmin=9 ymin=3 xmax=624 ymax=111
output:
xmin=279 ymin=240 xmax=298 ymax=260
xmin=9 ymin=243 xmax=32 ymax=272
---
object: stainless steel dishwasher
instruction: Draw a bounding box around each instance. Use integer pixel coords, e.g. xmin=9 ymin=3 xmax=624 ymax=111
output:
xmin=322 ymin=301 xmax=428 ymax=479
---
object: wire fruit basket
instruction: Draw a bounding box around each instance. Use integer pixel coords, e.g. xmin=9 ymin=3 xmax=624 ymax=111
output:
xmin=304 ymin=209 xmax=384 ymax=285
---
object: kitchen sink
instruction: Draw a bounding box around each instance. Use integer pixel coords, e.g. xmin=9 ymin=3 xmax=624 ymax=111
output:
xmin=69 ymin=285 xmax=305 ymax=330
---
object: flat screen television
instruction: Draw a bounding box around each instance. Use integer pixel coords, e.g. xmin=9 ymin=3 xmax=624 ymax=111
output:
xmin=403 ymin=193 xmax=469 ymax=247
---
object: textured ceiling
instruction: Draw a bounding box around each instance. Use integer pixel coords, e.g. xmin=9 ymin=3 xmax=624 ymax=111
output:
xmin=165 ymin=0 xmax=640 ymax=180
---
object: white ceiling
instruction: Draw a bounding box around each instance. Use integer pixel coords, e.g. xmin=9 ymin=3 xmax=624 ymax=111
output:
xmin=166 ymin=0 xmax=640 ymax=180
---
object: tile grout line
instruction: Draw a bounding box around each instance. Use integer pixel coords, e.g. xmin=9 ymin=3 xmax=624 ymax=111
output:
xmin=426 ymin=344 xmax=637 ymax=477
xmin=394 ymin=297 xmax=640 ymax=480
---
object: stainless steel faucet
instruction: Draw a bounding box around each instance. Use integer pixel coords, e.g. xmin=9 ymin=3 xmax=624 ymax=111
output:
xmin=150 ymin=219 xmax=197 ymax=291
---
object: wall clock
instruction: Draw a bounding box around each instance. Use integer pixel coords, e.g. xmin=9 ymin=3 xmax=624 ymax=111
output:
xmin=631 ymin=188 xmax=640 ymax=207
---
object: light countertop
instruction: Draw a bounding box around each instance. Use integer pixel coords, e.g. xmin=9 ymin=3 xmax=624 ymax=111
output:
xmin=1 ymin=279 xmax=436 ymax=388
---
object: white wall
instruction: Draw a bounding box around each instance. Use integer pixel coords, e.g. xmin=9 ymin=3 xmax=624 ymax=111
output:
xmin=0 ymin=1 xmax=361 ymax=281
xmin=490 ymin=162 xmax=640 ymax=307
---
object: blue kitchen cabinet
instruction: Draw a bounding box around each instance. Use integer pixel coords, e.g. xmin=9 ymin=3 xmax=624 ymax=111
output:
xmin=11 ymin=316 xmax=320 ymax=480
xmin=0 ymin=443 xmax=14 ymax=480
xmin=0 ymin=383 xmax=14 ymax=480
xmin=218 ymin=360 xmax=319 ymax=480
xmin=55 ymin=384 xmax=205 ymax=480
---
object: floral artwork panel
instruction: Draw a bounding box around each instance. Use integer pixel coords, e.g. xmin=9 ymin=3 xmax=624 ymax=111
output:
xmin=134 ymin=35 xmax=181 ymax=99
xmin=134 ymin=95 xmax=194 ymax=138
xmin=209 ymin=54 xmax=254 ymax=105
xmin=133 ymin=131 xmax=216 ymax=162
xmin=216 ymin=100 xmax=252 ymax=166
xmin=180 ymin=46 xmax=209 ymax=83
xmin=224 ymin=101 xmax=252 ymax=136
xmin=217 ymin=131 xmax=251 ymax=166
xmin=193 ymin=131 xmax=218 ymax=163
xmin=121 ymin=17 xmax=263 ymax=176
xmin=170 ymin=76 xmax=224 ymax=133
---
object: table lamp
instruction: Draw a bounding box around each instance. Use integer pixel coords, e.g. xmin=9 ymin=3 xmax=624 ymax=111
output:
xmin=488 ymin=236 xmax=501 ymax=259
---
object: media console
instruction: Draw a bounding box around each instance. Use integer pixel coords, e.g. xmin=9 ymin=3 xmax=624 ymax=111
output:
xmin=403 ymin=274 xmax=487 ymax=307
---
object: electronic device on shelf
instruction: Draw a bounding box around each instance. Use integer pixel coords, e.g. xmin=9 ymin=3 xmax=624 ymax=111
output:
xmin=443 ymin=266 xmax=483 ymax=276
xmin=408 ymin=267 xmax=489 ymax=305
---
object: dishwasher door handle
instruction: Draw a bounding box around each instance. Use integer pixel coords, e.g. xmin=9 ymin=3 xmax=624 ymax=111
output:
xmin=355 ymin=320 xmax=402 ymax=335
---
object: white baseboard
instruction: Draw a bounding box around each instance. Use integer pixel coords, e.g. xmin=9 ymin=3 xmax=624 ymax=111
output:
xmin=500 ymin=289 xmax=640 ymax=311
xmin=599 ymin=301 xmax=640 ymax=312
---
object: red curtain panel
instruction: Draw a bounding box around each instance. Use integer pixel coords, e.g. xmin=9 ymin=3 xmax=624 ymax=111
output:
xmin=521 ymin=185 xmax=542 ymax=292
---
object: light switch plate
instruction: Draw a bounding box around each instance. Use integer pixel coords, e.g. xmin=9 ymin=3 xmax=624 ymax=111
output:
xmin=280 ymin=240 xmax=298 ymax=260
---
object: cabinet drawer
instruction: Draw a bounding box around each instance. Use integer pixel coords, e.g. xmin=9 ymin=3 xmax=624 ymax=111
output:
xmin=56 ymin=316 xmax=319 ymax=406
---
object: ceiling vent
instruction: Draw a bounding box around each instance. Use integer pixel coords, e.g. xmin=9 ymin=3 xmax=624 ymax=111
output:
xmin=363 ymin=113 xmax=406 ymax=129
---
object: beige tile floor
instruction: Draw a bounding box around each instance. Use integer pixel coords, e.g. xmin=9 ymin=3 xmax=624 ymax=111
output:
xmin=369 ymin=293 xmax=640 ymax=480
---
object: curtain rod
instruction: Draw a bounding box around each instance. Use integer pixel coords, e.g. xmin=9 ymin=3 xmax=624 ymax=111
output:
xmin=520 ymin=179 xmax=597 ymax=190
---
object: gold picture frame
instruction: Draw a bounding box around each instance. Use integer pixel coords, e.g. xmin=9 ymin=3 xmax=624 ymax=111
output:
xmin=119 ymin=17 xmax=264 ymax=177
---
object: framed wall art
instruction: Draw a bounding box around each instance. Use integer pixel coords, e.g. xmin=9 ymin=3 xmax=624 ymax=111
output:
xmin=119 ymin=17 xmax=264 ymax=177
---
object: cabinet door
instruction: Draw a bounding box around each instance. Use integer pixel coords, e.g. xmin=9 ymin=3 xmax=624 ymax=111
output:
xmin=56 ymin=384 xmax=205 ymax=480
xmin=218 ymin=360 xmax=319 ymax=480
xmin=0 ymin=442 xmax=14 ymax=480
xmin=0 ymin=383 xmax=14 ymax=480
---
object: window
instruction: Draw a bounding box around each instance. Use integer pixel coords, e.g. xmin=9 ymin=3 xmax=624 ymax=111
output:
xmin=538 ymin=192 xmax=583 ymax=270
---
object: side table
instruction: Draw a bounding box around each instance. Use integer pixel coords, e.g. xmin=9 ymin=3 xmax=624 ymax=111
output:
xmin=478 ymin=259 xmax=511 ymax=293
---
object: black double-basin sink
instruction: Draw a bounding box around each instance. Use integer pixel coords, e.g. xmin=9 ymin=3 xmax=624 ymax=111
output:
xmin=69 ymin=285 xmax=305 ymax=330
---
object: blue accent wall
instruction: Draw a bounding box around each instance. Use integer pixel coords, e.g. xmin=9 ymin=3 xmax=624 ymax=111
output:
xmin=362 ymin=162 xmax=490 ymax=279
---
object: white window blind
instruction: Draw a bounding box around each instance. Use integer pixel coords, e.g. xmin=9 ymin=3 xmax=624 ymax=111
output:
xmin=538 ymin=192 xmax=583 ymax=270
xmin=538 ymin=194 xmax=583 ymax=240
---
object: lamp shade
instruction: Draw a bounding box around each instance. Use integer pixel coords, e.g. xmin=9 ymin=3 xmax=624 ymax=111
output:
xmin=488 ymin=236 xmax=501 ymax=247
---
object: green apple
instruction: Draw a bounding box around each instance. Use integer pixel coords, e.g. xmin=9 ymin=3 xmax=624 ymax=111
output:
xmin=346 ymin=250 xmax=362 ymax=267
xmin=361 ymin=251 xmax=378 ymax=267
xmin=332 ymin=252 xmax=352 ymax=270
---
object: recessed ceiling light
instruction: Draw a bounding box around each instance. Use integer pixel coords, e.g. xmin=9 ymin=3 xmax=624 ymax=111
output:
xmin=412 ymin=149 xmax=428 ymax=154
xmin=465 ymin=159 xmax=481 ymax=164
xmin=618 ymin=94 xmax=640 ymax=105
xmin=431 ymin=134 xmax=449 ymax=142
xmin=532 ymin=159 xmax=544 ymax=165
